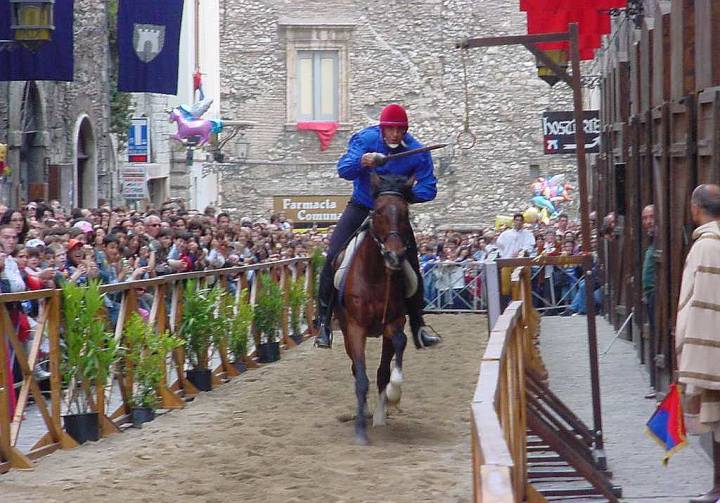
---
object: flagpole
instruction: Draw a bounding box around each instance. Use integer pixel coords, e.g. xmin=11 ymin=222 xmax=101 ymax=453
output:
xmin=194 ymin=0 xmax=201 ymax=100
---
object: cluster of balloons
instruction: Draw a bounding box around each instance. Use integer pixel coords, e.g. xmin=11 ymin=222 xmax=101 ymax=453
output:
xmin=530 ymin=175 xmax=574 ymax=218
xmin=494 ymin=175 xmax=574 ymax=229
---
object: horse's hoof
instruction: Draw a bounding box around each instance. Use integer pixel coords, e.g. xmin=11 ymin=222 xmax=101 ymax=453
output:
xmin=386 ymin=382 xmax=401 ymax=403
xmin=354 ymin=434 xmax=370 ymax=446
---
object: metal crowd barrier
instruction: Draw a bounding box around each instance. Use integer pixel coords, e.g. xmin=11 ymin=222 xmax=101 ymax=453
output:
xmin=421 ymin=260 xmax=488 ymax=313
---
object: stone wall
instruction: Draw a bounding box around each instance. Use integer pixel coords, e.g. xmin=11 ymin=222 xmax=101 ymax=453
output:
xmin=217 ymin=0 xmax=581 ymax=229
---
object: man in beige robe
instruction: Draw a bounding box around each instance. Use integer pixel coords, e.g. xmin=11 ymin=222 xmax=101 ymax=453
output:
xmin=676 ymin=184 xmax=720 ymax=503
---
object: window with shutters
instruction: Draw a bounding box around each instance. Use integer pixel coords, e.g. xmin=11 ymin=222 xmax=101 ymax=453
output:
xmin=280 ymin=20 xmax=354 ymax=126
xmin=296 ymin=50 xmax=339 ymax=121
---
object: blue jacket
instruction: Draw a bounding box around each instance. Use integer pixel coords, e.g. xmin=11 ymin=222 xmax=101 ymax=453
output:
xmin=337 ymin=125 xmax=438 ymax=209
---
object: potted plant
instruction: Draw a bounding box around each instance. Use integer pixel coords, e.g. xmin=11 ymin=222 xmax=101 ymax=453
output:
xmin=288 ymin=276 xmax=306 ymax=345
xmin=123 ymin=313 xmax=182 ymax=427
xmin=61 ymin=280 xmax=119 ymax=444
xmin=178 ymin=279 xmax=218 ymax=391
xmin=254 ymin=273 xmax=284 ymax=363
xmin=227 ymin=288 xmax=253 ymax=372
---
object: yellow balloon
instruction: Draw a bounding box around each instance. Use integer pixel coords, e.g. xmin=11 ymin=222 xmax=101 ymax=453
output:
xmin=523 ymin=207 xmax=539 ymax=223
xmin=495 ymin=215 xmax=513 ymax=230
xmin=540 ymin=208 xmax=550 ymax=225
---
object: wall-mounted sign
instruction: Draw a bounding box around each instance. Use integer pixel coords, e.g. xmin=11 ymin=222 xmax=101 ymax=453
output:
xmin=121 ymin=165 xmax=146 ymax=200
xmin=542 ymin=111 xmax=600 ymax=154
xmin=128 ymin=117 xmax=150 ymax=162
xmin=273 ymin=195 xmax=350 ymax=226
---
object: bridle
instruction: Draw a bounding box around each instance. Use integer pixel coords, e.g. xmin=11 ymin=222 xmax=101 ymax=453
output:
xmin=369 ymin=190 xmax=412 ymax=324
xmin=368 ymin=191 xmax=410 ymax=269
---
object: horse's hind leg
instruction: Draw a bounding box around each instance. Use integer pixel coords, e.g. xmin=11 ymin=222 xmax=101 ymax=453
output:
xmin=373 ymin=337 xmax=394 ymax=427
xmin=344 ymin=324 xmax=369 ymax=445
xmin=385 ymin=330 xmax=407 ymax=406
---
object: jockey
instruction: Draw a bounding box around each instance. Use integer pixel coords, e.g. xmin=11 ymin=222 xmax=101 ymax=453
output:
xmin=315 ymin=104 xmax=441 ymax=349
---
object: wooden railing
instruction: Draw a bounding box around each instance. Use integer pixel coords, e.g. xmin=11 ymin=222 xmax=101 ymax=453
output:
xmin=471 ymin=267 xmax=545 ymax=503
xmin=0 ymin=258 xmax=316 ymax=473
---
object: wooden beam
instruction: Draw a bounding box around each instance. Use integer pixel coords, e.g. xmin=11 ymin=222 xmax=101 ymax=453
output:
xmin=458 ymin=31 xmax=570 ymax=49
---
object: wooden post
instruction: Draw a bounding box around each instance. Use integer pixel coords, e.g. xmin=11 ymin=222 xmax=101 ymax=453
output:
xmin=280 ymin=265 xmax=295 ymax=348
xmin=249 ymin=269 xmax=260 ymax=351
xmin=170 ymin=281 xmax=198 ymax=397
xmin=304 ymin=261 xmax=316 ymax=338
xmin=0 ymin=305 xmax=32 ymax=469
xmin=48 ymin=292 xmax=71 ymax=447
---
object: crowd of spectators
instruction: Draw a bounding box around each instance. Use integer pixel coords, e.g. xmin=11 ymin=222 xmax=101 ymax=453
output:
xmin=0 ymin=198 xmax=332 ymax=334
xmin=415 ymin=212 xmax=601 ymax=313
xmin=0 ymin=197 xmax=600 ymax=323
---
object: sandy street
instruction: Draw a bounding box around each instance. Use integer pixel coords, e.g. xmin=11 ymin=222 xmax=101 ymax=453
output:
xmin=2 ymin=314 xmax=487 ymax=503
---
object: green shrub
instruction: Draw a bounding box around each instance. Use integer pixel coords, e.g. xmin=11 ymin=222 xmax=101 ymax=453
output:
xmin=123 ymin=313 xmax=182 ymax=409
xmin=178 ymin=280 xmax=218 ymax=369
xmin=61 ymin=280 xmax=119 ymax=415
xmin=310 ymin=247 xmax=325 ymax=302
xmin=228 ymin=288 xmax=253 ymax=361
xmin=288 ymin=276 xmax=306 ymax=337
xmin=254 ymin=273 xmax=284 ymax=344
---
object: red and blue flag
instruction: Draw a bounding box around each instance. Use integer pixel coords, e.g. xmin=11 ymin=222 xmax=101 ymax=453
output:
xmin=646 ymin=383 xmax=687 ymax=465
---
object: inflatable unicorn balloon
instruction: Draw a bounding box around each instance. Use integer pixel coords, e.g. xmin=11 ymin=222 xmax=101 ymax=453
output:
xmin=169 ymin=97 xmax=223 ymax=146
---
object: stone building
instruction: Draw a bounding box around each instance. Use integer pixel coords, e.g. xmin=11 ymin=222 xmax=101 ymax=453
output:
xmin=215 ymin=0 xmax=580 ymax=229
xmin=0 ymin=1 xmax=116 ymax=209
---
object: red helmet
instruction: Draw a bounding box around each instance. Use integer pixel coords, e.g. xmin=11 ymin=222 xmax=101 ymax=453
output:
xmin=379 ymin=104 xmax=408 ymax=129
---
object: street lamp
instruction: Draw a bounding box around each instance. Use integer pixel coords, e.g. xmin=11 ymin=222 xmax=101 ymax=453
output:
xmin=1 ymin=0 xmax=55 ymax=52
xmin=536 ymin=49 xmax=568 ymax=87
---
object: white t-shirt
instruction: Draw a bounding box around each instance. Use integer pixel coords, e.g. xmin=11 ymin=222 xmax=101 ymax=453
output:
xmin=496 ymin=228 xmax=536 ymax=258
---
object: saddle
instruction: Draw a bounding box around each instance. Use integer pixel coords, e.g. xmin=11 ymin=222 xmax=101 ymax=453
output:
xmin=333 ymin=227 xmax=418 ymax=305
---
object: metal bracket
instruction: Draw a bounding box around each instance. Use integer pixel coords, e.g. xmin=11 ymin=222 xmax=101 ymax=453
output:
xmin=609 ymin=0 xmax=644 ymax=29
xmin=581 ymin=75 xmax=602 ymax=89
xmin=200 ymin=162 xmax=242 ymax=178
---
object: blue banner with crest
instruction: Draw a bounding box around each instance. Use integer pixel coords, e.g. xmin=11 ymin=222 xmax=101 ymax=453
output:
xmin=118 ymin=0 xmax=184 ymax=95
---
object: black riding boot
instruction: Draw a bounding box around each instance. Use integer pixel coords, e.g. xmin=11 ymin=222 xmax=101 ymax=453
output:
xmin=315 ymin=297 xmax=335 ymax=349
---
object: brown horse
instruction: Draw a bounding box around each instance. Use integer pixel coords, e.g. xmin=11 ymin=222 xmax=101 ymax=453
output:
xmin=334 ymin=172 xmax=416 ymax=445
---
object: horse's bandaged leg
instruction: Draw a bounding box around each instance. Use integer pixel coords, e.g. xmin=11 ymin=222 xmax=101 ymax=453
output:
xmin=373 ymin=390 xmax=388 ymax=426
xmin=391 ymin=331 xmax=407 ymax=370
xmin=353 ymin=359 xmax=370 ymax=445
xmin=386 ymin=332 xmax=407 ymax=405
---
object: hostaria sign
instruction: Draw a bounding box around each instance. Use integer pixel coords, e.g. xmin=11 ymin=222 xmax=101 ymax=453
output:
xmin=273 ymin=195 xmax=350 ymax=226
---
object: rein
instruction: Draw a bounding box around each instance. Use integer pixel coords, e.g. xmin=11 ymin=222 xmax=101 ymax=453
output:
xmin=369 ymin=191 xmax=410 ymax=325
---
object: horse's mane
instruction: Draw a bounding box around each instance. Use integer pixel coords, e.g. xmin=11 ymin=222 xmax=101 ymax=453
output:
xmin=373 ymin=174 xmax=412 ymax=201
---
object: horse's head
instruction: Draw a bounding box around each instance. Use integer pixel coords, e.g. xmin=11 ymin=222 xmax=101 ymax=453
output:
xmin=168 ymin=108 xmax=180 ymax=123
xmin=369 ymin=172 xmax=415 ymax=271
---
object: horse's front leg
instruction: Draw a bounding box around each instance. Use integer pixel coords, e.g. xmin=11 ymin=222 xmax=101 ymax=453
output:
xmin=344 ymin=322 xmax=369 ymax=445
xmin=385 ymin=320 xmax=407 ymax=406
xmin=373 ymin=336 xmax=394 ymax=427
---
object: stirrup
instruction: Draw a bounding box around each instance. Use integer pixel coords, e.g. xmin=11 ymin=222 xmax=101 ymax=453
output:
xmin=417 ymin=325 xmax=441 ymax=349
xmin=315 ymin=323 xmax=333 ymax=349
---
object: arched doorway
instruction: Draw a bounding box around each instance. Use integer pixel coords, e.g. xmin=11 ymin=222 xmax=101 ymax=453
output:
xmin=16 ymin=82 xmax=47 ymax=204
xmin=74 ymin=117 xmax=97 ymax=208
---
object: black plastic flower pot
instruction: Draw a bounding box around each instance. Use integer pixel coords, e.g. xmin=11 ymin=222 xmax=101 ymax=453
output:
xmin=131 ymin=407 xmax=156 ymax=427
xmin=290 ymin=333 xmax=304 ymax=345
xmin=186 ymin=368 xmax=213 ymax=391
xmin=258 ymin=342 xmax=281 ymax=363
xmin=232 ymin=360 xmax=247 ymax=374
xmin=63 ymin=412 xmax=100 ymax=444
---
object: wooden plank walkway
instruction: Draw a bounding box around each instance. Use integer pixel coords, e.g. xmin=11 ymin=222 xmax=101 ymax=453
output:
xmin=541 ymin=316 xmax=712 ymax=502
